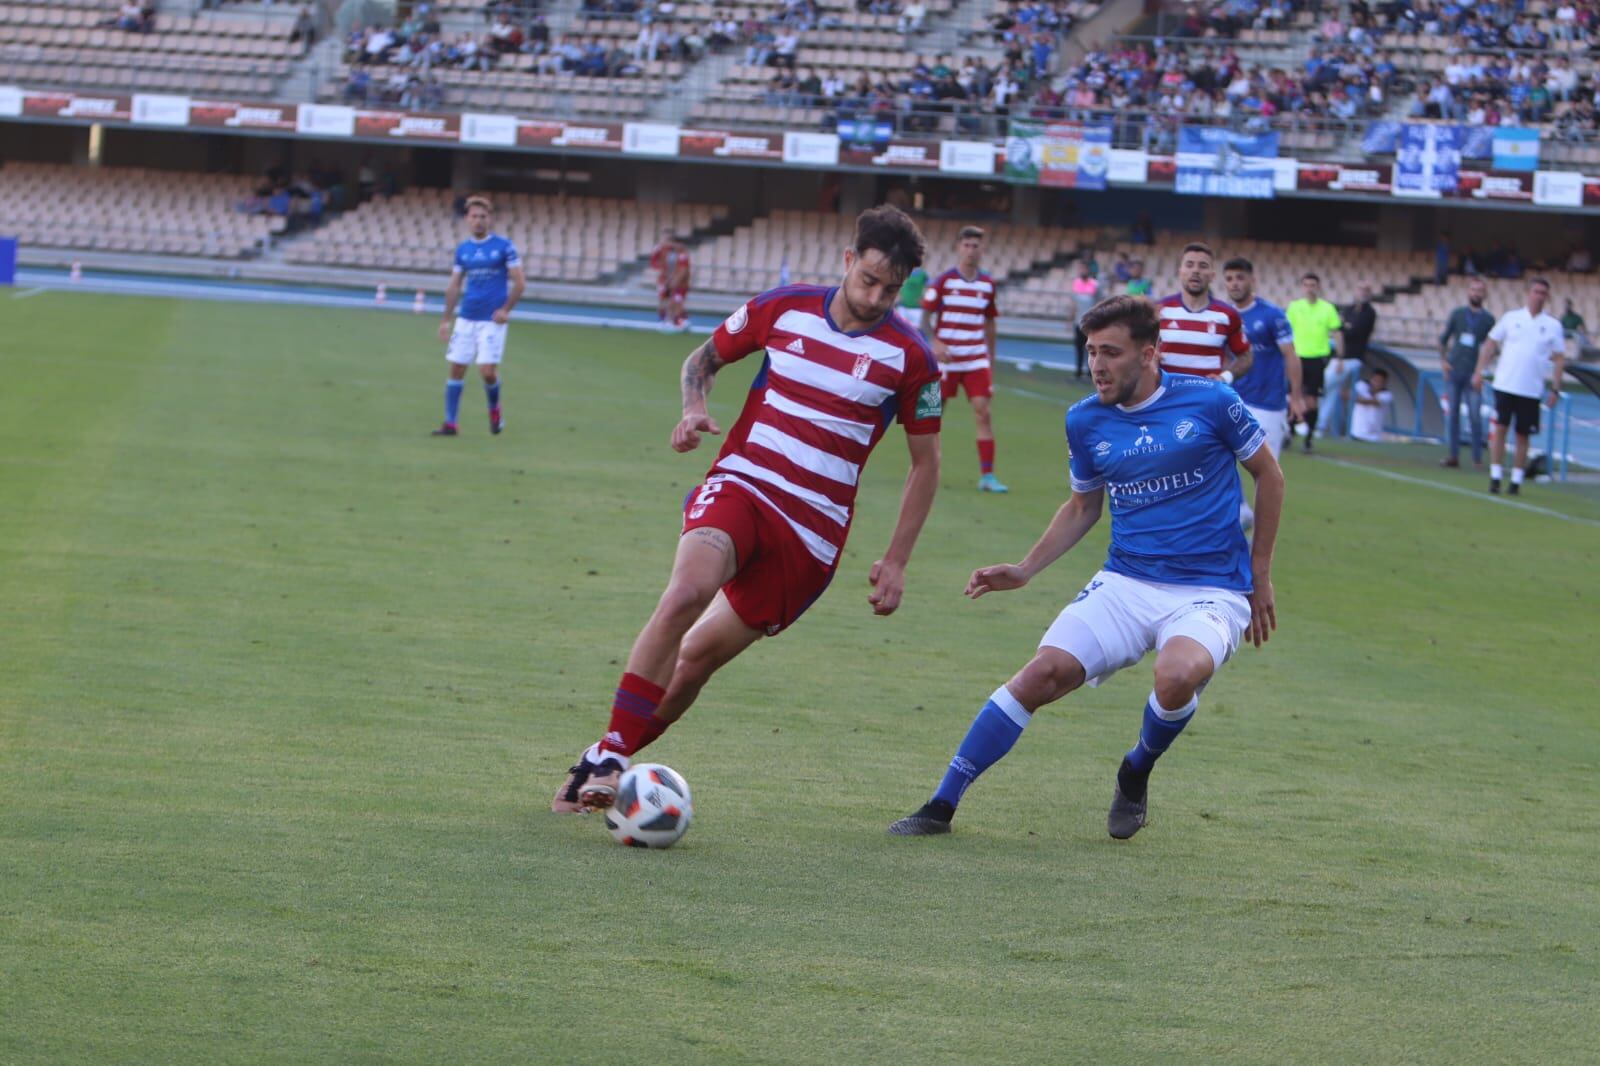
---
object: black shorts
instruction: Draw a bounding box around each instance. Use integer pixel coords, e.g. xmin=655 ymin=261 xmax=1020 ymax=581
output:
xmin=1493 ymin=389 xmax=1541 ymax=436
xmin=1300 ymin=356 xmax=1329 ymax=398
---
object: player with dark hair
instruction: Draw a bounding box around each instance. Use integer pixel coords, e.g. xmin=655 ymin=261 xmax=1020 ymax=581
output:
xmin=554 ymin=205 xmax=945 ymax=813
xmin=889 ymin=294 xmax=1285 ymax=840
xmin=1157 ymin=242 xmax=1251 ymax=384
xmin=1285 ymin=272 xmax=1342 ymax=452
xmin=923 ymin=225 xmax=1007 ymax=492
xmin=1222 ymin=256 xmax=1305 ymax=461
xmin=433 ymin=195 xmax=525 ymax=436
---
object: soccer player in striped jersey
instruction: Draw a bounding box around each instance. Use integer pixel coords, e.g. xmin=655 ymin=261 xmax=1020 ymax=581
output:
xmin=923 ymin=226 xmax=1007 ymax=492
xmin=1156 ymin=242 xmax=1251 ymax=385
xmin=553 ymin=206 xmax=945 ymax=814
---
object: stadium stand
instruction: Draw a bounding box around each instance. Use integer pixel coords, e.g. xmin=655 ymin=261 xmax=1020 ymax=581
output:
xmin=1382 ymin=272 xmax=1600 ymax=348
xmin=0 ymin=162 xmax=284 ymax=257
xmin=282 ymin=188 xmax=727 ymax=281
xmin=1004 ymin=237 xmax=1435 ymax=320
xmin=0 ymin=1 xmax=303 ymax=98
xmin=690 ymin=208 xmax=1097 ymax=293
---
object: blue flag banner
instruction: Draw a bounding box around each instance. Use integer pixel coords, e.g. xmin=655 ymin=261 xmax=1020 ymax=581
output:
xmin=1078 ymin=123 xmax=1112 ymax=190
xmin=1459 ymin=124 xmax=1495 ymax=160
xmin=835 ymin=118 xmax=893 ymax=146
xmin=0 ymin=237 xmax=15 ymax=286
xmin=1492 ymin=127 xmax=1540 ymax=172
xmin=1394 ymin=124 xmax=1461 ymax=198
xmin=1362 ymin=120 xmax=1403 ymax=155
xmin=1175 ymin=127 xmax=1280 ymax=199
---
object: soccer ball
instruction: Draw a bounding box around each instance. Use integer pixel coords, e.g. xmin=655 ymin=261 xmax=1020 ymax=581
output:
xmin=605 ymin=763 xmax=693 ymax=849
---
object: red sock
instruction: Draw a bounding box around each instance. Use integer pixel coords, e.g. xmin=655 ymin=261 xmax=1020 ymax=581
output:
xmin=598 ymin=672 xmax=669 ymax=759
xmin=978 ymin=438 xmax=996 ymax=474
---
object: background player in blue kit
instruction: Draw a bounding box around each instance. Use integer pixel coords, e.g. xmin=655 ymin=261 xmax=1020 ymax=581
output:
xmin=432 ymin=195 xmax=526 ymax=437
xmin=890 ymin=295 xmax=1285 ymax=840
xmin=1223 ymin=256 xmax=1305 ymax=462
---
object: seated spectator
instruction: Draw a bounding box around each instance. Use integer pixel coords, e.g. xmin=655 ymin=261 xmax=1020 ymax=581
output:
xmin=1349 ymin=369 xmax=1393 ymax=443
xmin=898 ymin=0 xmax=926 ymax=34
xmin=343 ymin=67 xmax=372 ymax=104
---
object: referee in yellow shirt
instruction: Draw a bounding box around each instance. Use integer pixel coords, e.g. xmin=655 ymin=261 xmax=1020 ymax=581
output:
xmin=1285 ymin=272 xmax=1342 ymax=452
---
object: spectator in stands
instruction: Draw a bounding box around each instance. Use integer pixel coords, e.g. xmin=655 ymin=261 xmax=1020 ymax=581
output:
xmin=708 ymin=16 xmax=738 ymax=51
xmin=1566 ymin=246 xmax=1593 ymax=274
xmin=899 ymin=0 xmax=927 ymax=34
xmin=1438 ymin=276 xmax=1494 ymax=468
xmin=1125 ymin=259 xmax=1152 ymax=296
xmin=1349 ymin=369 xmax=1394 ymax=442
xmin=1561 ymin=300 xmax=1588 ymax=348
xmin=1070 ymin=260 xmax=1098 ymax=379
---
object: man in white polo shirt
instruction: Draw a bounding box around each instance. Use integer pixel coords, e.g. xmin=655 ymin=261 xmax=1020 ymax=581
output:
xmin=1472 ymin=277 xmax=1566 ymax=495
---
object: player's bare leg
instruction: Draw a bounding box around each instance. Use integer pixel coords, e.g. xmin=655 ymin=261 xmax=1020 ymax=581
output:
xmin=971 ymin=394 xmax=1007 ymax=493
xmin=479 ymin=364 xmax=503 ymax=435
xmin=889 ymin=648 xmax=1084 ymax=835
xmin=1511 ymin=430 xmax=1530 ymax=494
xmin=433 ymin=361 xmax=470 ymax=436
xmin=655 ymin=591 xmax=763 ymax=724
xmin=1110 ymin=636 xmax=1216 ymax=840
xmin=555 ymin=527 xmax=739 ymax=812
xmin=1487 ymin=420 xmax=1507 ymax=492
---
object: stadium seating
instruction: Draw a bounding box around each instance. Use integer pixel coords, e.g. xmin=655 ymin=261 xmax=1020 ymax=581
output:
xmin=1005 ymin=238 xmax=1435 ymax=321
xmin=283 ymin=188 xmax=727 ymax=281
xmin=691 ymin=209 xmax=1098 ymax=295
xmin=0 ymin=2 xmax=301 ymax=98
xmin=1380 ymin=273 xmax=1600 ymax=348
xmin=0 ymin=162 xmax=283 ymax=257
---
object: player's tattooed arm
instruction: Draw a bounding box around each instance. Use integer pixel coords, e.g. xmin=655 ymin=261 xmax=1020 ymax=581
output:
xmin=672 ymin=340 xmax=728 ymax=453
xmin=680 ymin=339 xmax=727 ymax=412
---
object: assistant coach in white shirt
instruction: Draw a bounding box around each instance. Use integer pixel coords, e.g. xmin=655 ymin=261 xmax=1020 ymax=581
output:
xmin=1473 ymin=277 xmax=1566 ymax=496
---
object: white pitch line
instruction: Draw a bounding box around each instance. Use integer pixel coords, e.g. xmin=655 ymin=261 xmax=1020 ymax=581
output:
xmin=1321 ymin=456 xmax=1600 ymax=528
xmin=10 ymin=287 xmax=45 ymax=299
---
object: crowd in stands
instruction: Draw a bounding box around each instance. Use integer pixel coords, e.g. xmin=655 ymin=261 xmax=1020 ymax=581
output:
xmin=110 ymin=3 xmax=157 ymax=33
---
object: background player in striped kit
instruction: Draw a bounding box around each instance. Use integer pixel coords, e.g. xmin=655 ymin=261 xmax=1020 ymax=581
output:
xmin=923 ymin=226 xmax=1007 ymax=493
xmin=1156 ymin=242 xmax=1251 ymax=385
xmin=553 ymin=205 xmax=945 ymax=814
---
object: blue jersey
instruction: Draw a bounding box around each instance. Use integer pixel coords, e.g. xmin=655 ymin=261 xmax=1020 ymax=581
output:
xmin=453 ymin=234 xmax=522 ymax=321
xmin=1066 ymin=372 xmax=1266 ymax=592
xmin=1232 ymin=298 xmax=1295 ymax=412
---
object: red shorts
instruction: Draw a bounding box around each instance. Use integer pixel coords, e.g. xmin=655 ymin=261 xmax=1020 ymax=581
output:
xmin=682 ymin=477 xmax=835 ymax=636
xmin=941 ymin=366 xmax=993 ymax=400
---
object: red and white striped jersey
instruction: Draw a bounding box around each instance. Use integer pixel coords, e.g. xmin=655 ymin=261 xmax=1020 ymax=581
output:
xmin=708 ymin=285 xmax=943 ymax=567
xmin=922 ymin=269 xmax=999 ymax=372
xmin=1156 ymin=293 xmax=1249 ymax=377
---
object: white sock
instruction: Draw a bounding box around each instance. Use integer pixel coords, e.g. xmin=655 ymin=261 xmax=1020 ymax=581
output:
xmin=1511 ymin=467 xmax=1525 ymax=485
xmin=1490 ymin=463 xmax=1504 ymax=480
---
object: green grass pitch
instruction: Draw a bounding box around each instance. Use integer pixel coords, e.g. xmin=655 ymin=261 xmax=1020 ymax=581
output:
xmin=1 ymin=291 xmax=1596 ymax=1063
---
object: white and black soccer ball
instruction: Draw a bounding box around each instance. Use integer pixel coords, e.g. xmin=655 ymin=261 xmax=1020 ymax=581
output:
xmin=605 ymin=763 xmax=693 ymax=849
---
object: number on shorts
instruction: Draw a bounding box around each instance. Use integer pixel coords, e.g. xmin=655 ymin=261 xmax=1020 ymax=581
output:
xmin=688 ymin=481 xmax=723 ymax=521
xmin=1072 ymin=579 xmax=1104 ymax=604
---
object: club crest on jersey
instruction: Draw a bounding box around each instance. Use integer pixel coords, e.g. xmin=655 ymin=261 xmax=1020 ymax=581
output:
xmin=1174 ymin=419 xmax=1195 ymax=440
xmin=1207 ymin=322 xmax=1217 ymax=334
xmin=851 ymin=352 xmax=872 ymax=379
xmin=1228 ymin=401 xmax=1244 ymax=423
xmin=724 ymin=304 xmax=748 ymax=334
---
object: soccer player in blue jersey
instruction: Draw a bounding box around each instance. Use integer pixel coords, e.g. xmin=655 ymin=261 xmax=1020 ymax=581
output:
xmin=432 ymin=195 xmax=525 ymax=437
xmin=1223 ymin=257 xmax=1305 ymax=462
xmin=890 ymin=295 xmax=1285 ymax=840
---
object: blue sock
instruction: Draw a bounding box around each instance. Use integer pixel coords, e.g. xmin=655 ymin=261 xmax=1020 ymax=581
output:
xmin=931 ymin=686 xmax=1031 ymax=808
xmin=444 ymin=380 xmax=464 ymax=425
xmin=1124 ymin=691 xmax=1198 ymax=774
xmin=485 ymin=378 xmax=501 ymax=411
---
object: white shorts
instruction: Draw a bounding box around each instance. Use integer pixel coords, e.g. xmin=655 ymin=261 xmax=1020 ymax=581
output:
xmin=1039 ymin=569 xmax=1251 ymax=686
xmin=446 ymin=318 xmax=508 ymax=365
xmin=1248 ymin=405 xmax=1289 ymax=459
